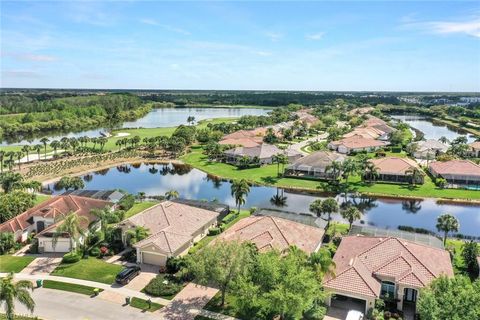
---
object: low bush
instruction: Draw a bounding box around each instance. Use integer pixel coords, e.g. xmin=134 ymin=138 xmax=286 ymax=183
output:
xmin=62 ymin=252 xmax=80 ymax=263
xmin=221 ymin=213 xmax=238 ymax=225
xmin=143 ymin=274 xmax=183 ymax=299
xmin=89 ymin=247 xmax=100 ymax=257
xmin=166 ymin=256 xmax=188 ymax=274
xmin=208 ymin=228 xmax=221 ymax=236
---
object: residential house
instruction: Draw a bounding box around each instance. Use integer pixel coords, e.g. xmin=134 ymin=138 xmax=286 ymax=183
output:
xmin=324 ymin=236 xmax=453 ymax=314
xmin=62 ymin=190 xmax=125 ymax=204
xmin=0 ymin=195 xmax=111 ymax=252
xmin=295 ymin=110 xmax=319 ymax=127
xmin=284 ymin=151 xmax=346 ymax=180
xmin=328 ymin=135 xmax=388 ymax=154
xmin=216 ymin=215 xmax=324 ymax=254
xmin=468 ymin=141 xmax=480 ymax=158
xmin=429 ymin=160 xmax=480 ymax=187
xmin=224 ymin=143 xmax=302 ymax=165
xmin=369 ymin=157 xmax=425 ymax=184
xmin=343 ymin=127 xmax=389 ymax=140
xmin=412 ymin=140 xmax=449 ymax=159
xmin=219 ymin=129 xmax=266 ymax=147
xmin=118 ymin=200 xmax=225 ymax=266
xmin=348 ymin=107 xmax=375 ymax=116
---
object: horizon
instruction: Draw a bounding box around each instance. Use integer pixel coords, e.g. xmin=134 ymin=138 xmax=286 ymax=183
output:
xmin=1 ymin=1 xmax=479 ymax=91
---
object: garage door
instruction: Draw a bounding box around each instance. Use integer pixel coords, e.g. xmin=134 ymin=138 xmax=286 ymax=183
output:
xmin=142 ymin=252 xmax=167 ymax=266
xmin=331 ymin=294 xmax=366 ymax=313
xmin=41 ymin=238 xmax=71 ymax=253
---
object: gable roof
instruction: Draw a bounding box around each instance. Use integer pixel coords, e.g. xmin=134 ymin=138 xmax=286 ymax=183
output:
xmin=324 ymin=236 xmax=453 ymax=298
xmin=416 ymin=139 xmax=449 ymax=152
xmin=216 ymin=215 xmax=324 ymax=253
xmin=331 ymin=135 xmax=388 ymax=150
xmin=0 ymin=195 xmax=111 ymax=234
xmin=219 ymin=137 xmax=262 ymax=148
xmin=369 ymin=157 xmax=422 ymax=175
xmin=429 ymin=160 xmax=480 ymax=177
xmin=123 ymin=200 xmax=220 ymax=254
xmin=288 ymin=151 xmax=346 ymax=170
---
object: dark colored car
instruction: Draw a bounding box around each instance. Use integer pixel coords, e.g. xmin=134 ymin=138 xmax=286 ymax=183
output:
xmin=115 ymin=266 xmax=141 ymax=285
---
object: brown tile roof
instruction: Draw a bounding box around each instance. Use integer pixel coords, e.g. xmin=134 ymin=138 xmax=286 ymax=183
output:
xmin=288 ymin=151 xmax=346 ymax=170
xmin=219 ymin=137 xmax=263 ymax=148
xmin=0 ymin=195 xmax=111 ymax=234
xmin=222 ymin=129 xmax=267 ymax=140
xmin=216 ymin=216 xmax=324 ymax=254
xmin=331 ymin=135 xmax=388 ymax=149
xmin=429 ymin=160 xmax=480 ymax=177
xmin=369 ymin=157 xmax=422 ymax=175
xmin=125 ymin=201 xmax=220 ymax=254
xmin=324 ymin=236 xmax=453 ymax=298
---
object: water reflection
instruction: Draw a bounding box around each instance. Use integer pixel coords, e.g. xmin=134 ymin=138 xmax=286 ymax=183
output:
xmin=47 ymin=162 xmax=480 ymax=236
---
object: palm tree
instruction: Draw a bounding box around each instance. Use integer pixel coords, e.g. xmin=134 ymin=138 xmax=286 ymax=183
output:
xmin=50 ymin=140 xmax=60 ymax=156
xmin=15 ymin=152 xmax=23 ymax=170
xmin=436 ymin=213 xmax=459 ymax=245
xmin=439 ymin=136 xmax=449 ymax=144
xmin=321 ymin=197 xmax=339 ymax=229
xmin=33 ymin=144 xmax=42 ymax=161
xmin=165 ymin=190 xmax=179 ymax=200
xmin=326 ymin=160 xmax=342 ymax=181
xmin=309 ymin=199 xmax=323 ymax=217
xmin=125 ymin=226 xmax=149 ymax=245
xmin=309 ymin=249 xmax=336 ymax=279
xmin=231 ymin=179 xmax=250 ymax=213
xmin=98 ymin=137 xmax=107 ymax=151
xmin=341 ymin=158 xmax=358 ymax=183
xmin=115 ymin=140 xmax=122 ymax=151
xmin=405 ymin=167 xmax=423 ymax=186
xmin=0 ymin=172 xmax=24 ymax=193
xmin=0 ymin=150 xmax=4 ymax=173
xmin=272 ymin=153 xmax=289 ymax=176
xmin=0 ymin=273 xmax=35 ymax=320
xmin=52 ymin=212 xmax=89 ymax=252
xmin=39 ymin=137 xmax=49 ymax=159
xmin=21 ymin=145 xmax=30 ymax=162
xmin=364 ymin=162 xmax=379 ymax=183
xmin=341 ymin=206 xmax=362 ymax=230
xmin=91 ymin=207 xmax=112 ymax=235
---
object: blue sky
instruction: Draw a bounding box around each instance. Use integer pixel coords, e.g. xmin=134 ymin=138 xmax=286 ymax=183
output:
xmin=1 ymin=1 xmax=479 ymax=91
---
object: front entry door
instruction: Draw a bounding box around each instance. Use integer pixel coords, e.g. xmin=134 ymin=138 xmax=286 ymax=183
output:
xmin=404 ymin=288 xmax=417 ymax=302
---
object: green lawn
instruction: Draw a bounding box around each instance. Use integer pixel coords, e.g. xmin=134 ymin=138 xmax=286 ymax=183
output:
xmin=326 ymin=222 xmax=350 ymax=237
xmin=124 ymin=201 xmax=158 ymax=219
xmin=129 ymin=297 xmax=163 ymax=312
xmin=446 ymin=239 xmax=467 ymax=276
xmin=42 ymin=280 xmax=103 ymax=296
xmin=182 ymin=146 xmax=480 ymax=200
xmin=34 ymin=194 xmax=50 ymax=205
xmin=51 ymin=257 xmax=123 ymax=285
xmin=0 ymin=255 xmax=35 ymax=273
xmin=204 ymin=292 xmax=239 ymax=318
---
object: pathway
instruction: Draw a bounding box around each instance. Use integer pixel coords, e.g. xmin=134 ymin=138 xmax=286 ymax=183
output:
xmin=288 ymin=133 xmax=328 ymax=155
xmin=159 ymin=283 xmax=220 ymax=320
xmin=20 ymin=255 xmax=62 ymax=275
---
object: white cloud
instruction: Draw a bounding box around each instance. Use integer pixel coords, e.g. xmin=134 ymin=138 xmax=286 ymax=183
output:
xmin=403 ymin=17 xmax=480 ymax=38
xmin=140 ymin=18 xmax=190 ymax=35
xmin=264 ymin=31 xmax=283 ymax=42
xmin=140 ymin=18 xmax=158 ymax=26
xmin=17 ymin=53 xmax=57 ymax=62
xmin=2 ymin=70 xmax=43 ymax=78
xmin=305 ymin=32 xmax=325 ymax=41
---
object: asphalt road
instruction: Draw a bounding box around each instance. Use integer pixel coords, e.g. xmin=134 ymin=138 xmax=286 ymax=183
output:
xmin=9 ymin=288 xmax=160 ymax=320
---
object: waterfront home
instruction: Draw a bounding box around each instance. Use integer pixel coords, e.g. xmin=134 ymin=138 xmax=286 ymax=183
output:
xmin=284 ymin=151 xmax=346 ymax=180
xmin=328 ymin=135 xmax=388 ymax=154
xmin=224 ymin=143 xmax=302 ymax=165
xmin=218 ymin=128 xmax=266 ymax=147
xmin=468 ymin=141 xmax=480 ymax=157
xmin=62 ymin=189 xmax=125 ymax=204
xmin=118 ymin=200 xmax=225 ymax=266
xmin=216 ymin=215 xmax=324 ymax=254
xmin=412 ymin=139 xmax=449 ymax=159
xmin=324 ymin=236 xmax=453 ymax=314
xmin=343 ymin=126 xmax=389 ymax=140
xmin=369 ymin=157 xmax=425 ymax=184
xmin=0 ymin=195 xmax=111 ymax=251
xmin=429 ymin=159 xmax=480 ymax=187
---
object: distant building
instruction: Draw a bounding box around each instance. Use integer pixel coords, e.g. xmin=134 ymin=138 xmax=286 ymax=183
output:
xmin=62 ymin=190 xmax=125 ymax=203
xmin=413 ymin=139 xmax=449 ymax=159
xmin=224 ymin=143 xmax=302 ymax=165
xmin=285 ymin=151 xmax=346 ymax=180
xmin=219 ymin=129 xmax=266 ymax=147
xmin=329 ymin=135 xmax=388 ymax=154
xmin=429 ymin=160 xmax=480 ymax=187
xmin=369 ymin=157 xmax=425 ymax=184
xmin=468 ymin=141 xmax=480 ymax=158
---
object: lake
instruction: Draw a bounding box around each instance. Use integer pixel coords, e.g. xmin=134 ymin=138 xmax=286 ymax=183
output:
xmin=46 ymin=162 xmax=480 ymax=237
xmin=391 ymin=114 xmax=476 ymax=143
xmin=0 ymin=107 xmax=269 ymax=146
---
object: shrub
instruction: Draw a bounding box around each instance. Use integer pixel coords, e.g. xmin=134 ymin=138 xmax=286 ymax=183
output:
xmin=118 ymin=194 xmax=135 ymax=211
xmin=221 ymin=213 xmax=238 ymax=225
xmin=143 ymin=275 xmax=183 ymax=297
xmin=62 ymin=252 xmax=80 ymax=263
xmin=166 ymin=256 xmax=188 ymax=274
xmin=208 ymin=228 xmax=221 ymax=236
xmin=89 ymin=247 xmax=101 ymax=257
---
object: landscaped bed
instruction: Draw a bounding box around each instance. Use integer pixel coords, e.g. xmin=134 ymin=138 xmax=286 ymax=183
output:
xmin=143 ymin=274 xmax=186 ymax=300
xmin=51 ymin=257 xmax=123 ymax=285
xmin=129 ymin=297 xmax=163 ymax=312
xmin=42 ymin=280 xmax=103 ymax=296
xmin=0 ymin=255 xmax=35 ymax=273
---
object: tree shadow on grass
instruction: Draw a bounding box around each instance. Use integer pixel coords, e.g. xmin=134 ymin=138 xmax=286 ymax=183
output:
xmin=260 ymin=176 xmax=279 ymax=184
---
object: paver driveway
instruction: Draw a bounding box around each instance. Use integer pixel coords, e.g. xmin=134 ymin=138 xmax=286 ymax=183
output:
xmin=125 ymin=270 xmax=157 ymax=291
xmin=20 ymin=255 xmax=62 ymax=275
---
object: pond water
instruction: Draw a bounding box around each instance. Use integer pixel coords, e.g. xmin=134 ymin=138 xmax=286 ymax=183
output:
xmin=0 ymin=107 xmax=269 ymax=146
xmin=391 ymin=114 xmax=476 ymax=143
xmin=46 ymin=162 xmax=480 ymax=237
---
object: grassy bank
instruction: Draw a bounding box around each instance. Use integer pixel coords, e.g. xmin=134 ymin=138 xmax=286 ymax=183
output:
xmin=182 ymin=146 xmax=480 ymax=201
xmin=43 ymin=280 xmax=103 ymax=296
xmin=129 ymin=297 xmax=163 ymax=312
xmin=52 ymin=258 xmax=123 ymax=285
xmin=124 ymin=201 xmax=158 ymax=219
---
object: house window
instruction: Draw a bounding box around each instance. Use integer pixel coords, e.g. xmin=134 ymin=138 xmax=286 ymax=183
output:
xmin=381 ymin=281 xmax=396 ymax=299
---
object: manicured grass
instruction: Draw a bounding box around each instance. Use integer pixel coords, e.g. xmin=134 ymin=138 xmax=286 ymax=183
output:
xmin=42 ymin=280 xmax=103 ymax=296
xmin=51 ymin=257 xmax=123 ymax=285
xmin=326 ymin=222 xmax=350 ymax=237
xmin=204 ymin=292 xmax=239 ymax=318
xmin=446 ymin=239 xmax=467 ymax=276
xmin=34 ymin=194 xmax=50 ymax=205
xmin=182 ymin=146 xmax=480 ymax=200
xmin=129 ymin=297 xmax=163 ymax=312
xmin=0 ymin=255 xmax=35 ymax=273
xmin=124 ymin=201 xmax=158 ymax=219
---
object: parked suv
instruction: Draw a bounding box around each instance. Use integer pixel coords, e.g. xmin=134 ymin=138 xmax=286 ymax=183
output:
xmin=115 ymin=266 xmax=141 ymax=285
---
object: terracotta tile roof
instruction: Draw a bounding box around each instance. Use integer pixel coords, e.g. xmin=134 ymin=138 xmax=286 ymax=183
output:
xmin=288 ymin=151 xmax=346 ymax=171
xmin=0 ymin=195 xmax=111 ymax=234
xmin=331 ymin=135 xmax=388 ymax=149
xmin=219 ymin=137 xmax=262 ymax=148
xmin=216 ymin=215 xmax=324 ymax=253
xmin=369 ymin=157 xmax=422 ymax=175
xmin=125 ymin=201 xmax=220 ymax=254
xmin=222 ymin=129 xmax=267 ymax=140
xmin=344 ymin=127 xmax=384 ymax=139
xmin=429 ymin=160 xmax=480 ymax=177
xmin=324 ymin=236 xmax=453 ymax=298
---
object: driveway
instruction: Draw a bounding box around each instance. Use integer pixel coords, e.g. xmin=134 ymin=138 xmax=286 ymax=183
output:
xmin=20 ymin=255 xmax=62 ymax=275
xmin=159 ymin=283 xmax=218 ymax=320
xmin=324 ymin=307 xmax=347 ymax=320
xmin=288 ymin=133 xmax=328 ymax=155
xmin=9 ymin=288 xmax=160 ymax=320
xmin=125 ymin=268 xmax=157 ymax=291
